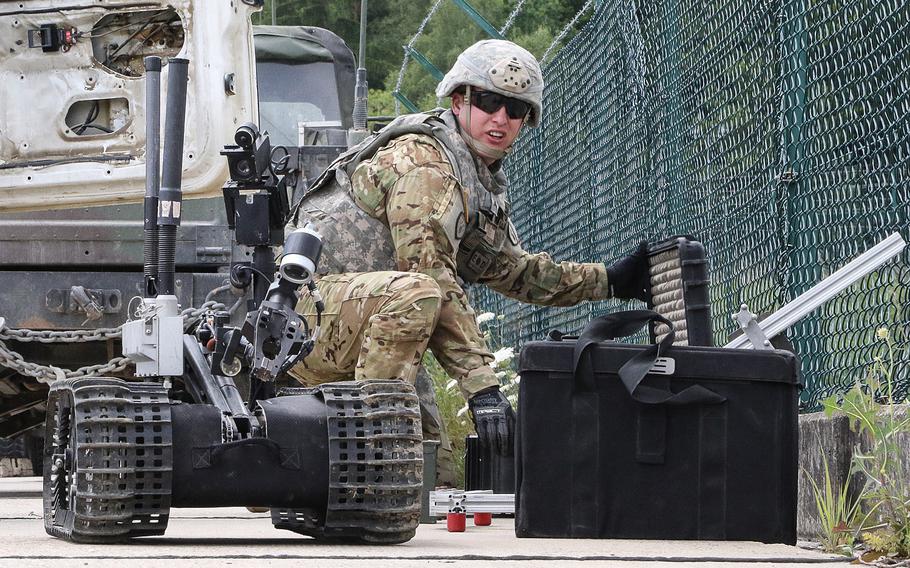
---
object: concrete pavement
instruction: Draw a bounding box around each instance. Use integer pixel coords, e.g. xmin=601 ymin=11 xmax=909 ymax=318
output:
xmin=0 ymin=477 xmax=850 ymax=567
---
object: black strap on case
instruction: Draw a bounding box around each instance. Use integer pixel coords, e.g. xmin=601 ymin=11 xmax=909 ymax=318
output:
xmin=561 ymin=310 xmax=729 ymax=534
xmin=572 ymin=309 xmax=726 ymax=406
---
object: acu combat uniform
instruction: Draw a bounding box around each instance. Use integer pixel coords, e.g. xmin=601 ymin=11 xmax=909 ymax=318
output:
xmin=285 ymin=110 xmax=612 ymax=481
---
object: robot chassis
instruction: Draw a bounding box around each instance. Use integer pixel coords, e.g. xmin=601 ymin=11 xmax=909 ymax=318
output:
xmin=42 ymin=57 xmax=423 ymax=544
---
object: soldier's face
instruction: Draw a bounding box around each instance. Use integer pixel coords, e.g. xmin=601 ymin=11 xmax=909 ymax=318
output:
xmin=452 ymin=91 xmax=524 ymax=161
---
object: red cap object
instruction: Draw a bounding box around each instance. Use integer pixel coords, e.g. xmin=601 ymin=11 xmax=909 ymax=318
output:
xmin=446 ymin=512 xmax=467 ymax=532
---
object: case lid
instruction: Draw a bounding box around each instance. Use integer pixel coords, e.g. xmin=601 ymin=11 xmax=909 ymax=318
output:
xmin=519 ymin=340 xmax=800 ymax=386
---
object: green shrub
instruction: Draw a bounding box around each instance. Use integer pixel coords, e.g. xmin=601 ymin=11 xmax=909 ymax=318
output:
xmin=803 ymin=450 xmax=864 ymax=554
xmin=423 ymin=350 xmax=474 ymax=487
xmin=823 ymin=327 xmax=910 ymax=559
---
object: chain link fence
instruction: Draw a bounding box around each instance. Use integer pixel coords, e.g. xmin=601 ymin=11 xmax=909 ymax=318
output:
xmin=474 ymin=0 xmax=910 ymax=411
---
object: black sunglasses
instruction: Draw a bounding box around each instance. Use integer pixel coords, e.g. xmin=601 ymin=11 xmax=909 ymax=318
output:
xmin=469 ymin=90 xmax=531 ymax=120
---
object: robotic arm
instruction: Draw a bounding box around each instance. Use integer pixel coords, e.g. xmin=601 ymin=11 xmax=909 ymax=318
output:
xmin=241 ymin=226 xmax=323 ymax=381
xmin=214 ymin=225 xmax=324 ymax=383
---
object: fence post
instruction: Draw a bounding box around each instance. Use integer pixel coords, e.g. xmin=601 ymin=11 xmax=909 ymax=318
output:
xmin=659 ymin=0 xmax=683 ymax=237
xmin=778 ymin=0 xmax=820 ymax=408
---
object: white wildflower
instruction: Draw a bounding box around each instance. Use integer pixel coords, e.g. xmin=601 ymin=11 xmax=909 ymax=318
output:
xmin=445 ymin=379 xmax=458 ymax=392
xmin=495 ymin=370 xmax=508 ymax=379
xmin=476 ymin=312 xmax=496 ymax=325
xmin=491 ymin=347 xmax=514 ymax=365
xmin=456 ymin=405 xmax=469 ymax=417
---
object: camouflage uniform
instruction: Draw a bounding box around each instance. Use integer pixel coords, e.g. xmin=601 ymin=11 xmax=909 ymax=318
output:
xmin=288 ymin=109 xmax=611 ymax=392
xmin=289 ymin=270 xmax=455 ymax=484
xmin=413 ymin=365 xmax=456 ymax=486
xmin=286 ymin=108 xmax=611 ymax=484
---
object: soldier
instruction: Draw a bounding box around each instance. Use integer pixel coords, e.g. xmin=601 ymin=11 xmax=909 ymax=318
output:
xmin=285 ymin=39 xmax=649 ymax=479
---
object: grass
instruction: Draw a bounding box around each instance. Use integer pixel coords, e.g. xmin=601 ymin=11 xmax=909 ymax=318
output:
xmin=803 ymin=449 xmax=864 ymax=554
xmin=821 ymin=326 xmax=910 ymax=559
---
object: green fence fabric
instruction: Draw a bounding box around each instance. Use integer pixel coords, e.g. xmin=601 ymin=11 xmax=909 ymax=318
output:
xmin=473 ymin=0 xmax=910 ymax=411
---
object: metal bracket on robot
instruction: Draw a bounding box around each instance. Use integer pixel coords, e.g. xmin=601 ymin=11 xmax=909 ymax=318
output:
xmin=732 ymin=305 xmax=773 ymax=350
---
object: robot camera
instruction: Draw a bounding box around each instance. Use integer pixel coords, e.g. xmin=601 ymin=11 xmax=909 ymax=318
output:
xmin=279 ymin=226 xmax=323 ymax=285
xmin=221 ymin=122 xmax=271 ymax=183
xmin=234 ymin=122 xmax=260 ymax=149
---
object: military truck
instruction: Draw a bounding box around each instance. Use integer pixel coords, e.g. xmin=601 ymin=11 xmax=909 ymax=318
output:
xmin=0 ymin=1 xmax=355 ymax=471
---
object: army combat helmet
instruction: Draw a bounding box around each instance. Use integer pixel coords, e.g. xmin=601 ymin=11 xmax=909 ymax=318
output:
xmin=436 ymin=39 xmax=544 ymax=127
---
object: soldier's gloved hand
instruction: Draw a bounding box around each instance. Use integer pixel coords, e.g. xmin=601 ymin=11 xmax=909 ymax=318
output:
xmin=606 ymin=241 xmax=650 ymax=301
xmin=468 ymin=386 xmax=515 ymax=457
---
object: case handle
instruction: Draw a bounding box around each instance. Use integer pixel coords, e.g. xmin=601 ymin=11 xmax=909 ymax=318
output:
xmin=572 ymin=310 xmax=725 ymax=406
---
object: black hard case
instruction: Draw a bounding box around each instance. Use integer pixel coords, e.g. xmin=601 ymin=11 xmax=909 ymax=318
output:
xmin=515 ymin=334 xmax=800 ymax=543
xmin=464 ymin=435 xmax=515 ymax=493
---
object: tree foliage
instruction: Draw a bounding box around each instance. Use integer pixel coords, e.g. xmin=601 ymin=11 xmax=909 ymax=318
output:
xmin=254 ymin=0 xmax=591 ymax=110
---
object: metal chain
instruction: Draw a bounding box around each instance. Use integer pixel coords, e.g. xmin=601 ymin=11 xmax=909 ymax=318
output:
xmin=0 ymin=337 xmax=133 ymax=385
xmin=0 ymin=325 xmax=122 ymax=343
xmin=178 ymin=300 xmax=227 ymax=325
xmin=0 ymin=300 xmax=228 ymax=385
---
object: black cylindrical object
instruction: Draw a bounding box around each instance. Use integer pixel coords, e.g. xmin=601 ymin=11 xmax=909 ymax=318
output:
xmin=182 ymin=336 xmax=253 ymax=427
xmin=169 ymin=396 xmax=330 ymax=508
xmin=157 ymin=225 xmax=176 ymax=295
xmin=252 ymin=246 xmax=275 ymax=305
xmin=157 ymin=57 xmax=189 ymax=296
xmin=143 ymin=56 xmax=162 ymax=297
xmin=248 ymin=244 xmax=278 ymax=405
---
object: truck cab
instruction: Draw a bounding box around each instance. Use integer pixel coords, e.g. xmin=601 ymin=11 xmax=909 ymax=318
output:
xmin=0 ymin=2 xmax=355 ymax=463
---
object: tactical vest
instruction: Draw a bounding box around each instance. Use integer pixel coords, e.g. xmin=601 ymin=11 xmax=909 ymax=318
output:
xmin=287 ymin=110 xmax=517 ymax=282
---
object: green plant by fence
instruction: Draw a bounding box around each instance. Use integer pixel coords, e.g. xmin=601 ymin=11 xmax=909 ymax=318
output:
xmin=471 ymin=0 xmax=910 ymax=411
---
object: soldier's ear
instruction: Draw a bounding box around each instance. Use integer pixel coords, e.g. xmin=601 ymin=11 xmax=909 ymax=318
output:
xmin=451 ymin=93 xmax=465 ymax=116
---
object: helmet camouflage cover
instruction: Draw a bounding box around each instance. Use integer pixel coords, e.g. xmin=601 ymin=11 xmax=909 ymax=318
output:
xmin=435 ymin=39 xmax=544 ymax=127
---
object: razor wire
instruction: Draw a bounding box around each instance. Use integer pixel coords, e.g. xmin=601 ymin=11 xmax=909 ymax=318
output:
xmin=540 ymin=0 xmax=595 ymax=66
xmin=394 ymin=0 xmax=530 ymax=114
xmin=393 ymin=0 xmax=446 ymax=115
xmin=473 ymin=0 xmax=910 ymax=412
xmin=498 ymin=0 xmax=526 ymax=36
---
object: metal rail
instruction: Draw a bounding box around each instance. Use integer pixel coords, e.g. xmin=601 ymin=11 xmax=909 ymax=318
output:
xmin=725 ymin=232 xmax=907 ymax=349
xmin=429 ymin=490 xmax=515 ymax=516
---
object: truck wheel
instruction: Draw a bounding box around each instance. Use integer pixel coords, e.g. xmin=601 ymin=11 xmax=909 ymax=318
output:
xmin=43 ymin=377 xmax=173 ymax=542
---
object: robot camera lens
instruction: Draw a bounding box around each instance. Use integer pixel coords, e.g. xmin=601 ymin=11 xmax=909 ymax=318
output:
xmin=234 ymin=123 xmax=259 ymax=148
xmin=282 ymin=265 xmax=309 ymax=283
xmin=235 ymin=158 xmax=253 ymax=178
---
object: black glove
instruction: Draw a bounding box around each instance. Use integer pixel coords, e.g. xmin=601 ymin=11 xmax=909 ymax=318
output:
xmin=468 ymin=386 xmax=515 ymax=457
xmin=606 ymin=241 xmax=650 ymax=301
